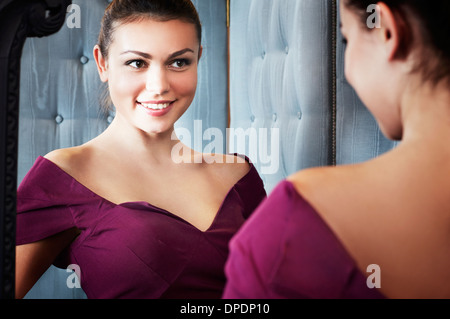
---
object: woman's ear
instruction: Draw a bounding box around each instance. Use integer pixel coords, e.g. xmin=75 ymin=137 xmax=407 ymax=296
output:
xmin=377 ymin=2 xmax=409 ymax=61
xmin=93 ymin=45 xmax=109 ymax=83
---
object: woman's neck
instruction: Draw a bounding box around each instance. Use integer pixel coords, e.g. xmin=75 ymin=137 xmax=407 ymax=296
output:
xmin=92 ymin=114 xmax=182 ymax=164
xmin=400 ymin=79 xmax=450 ymax=147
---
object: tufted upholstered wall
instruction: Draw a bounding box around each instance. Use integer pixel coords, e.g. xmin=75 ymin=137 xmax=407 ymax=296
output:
xmin=228 ymin=0 xmax=397 ymax=193
xmin=18 ymin=0 xmax=228 ymax=299
xmin=19 ymin=1 xmax=109 ymax=186
xmin=228 ymin=0 xmax=335 ymax=193
xmin=17 ymin=0 xmax=398 ymax=299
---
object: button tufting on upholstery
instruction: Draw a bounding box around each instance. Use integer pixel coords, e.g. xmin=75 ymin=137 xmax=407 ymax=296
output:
xmin=272 ymin=113 xmax=277 ymax=122
xmin=55 ymin=114 xmax=64 ymax=124
xmin=80 ymin=55 xmax=89 ymax=64
xmin=250 ymin=115 xmax=255 ymax=122
xmin=261 ymin=51 xmax=266 ymax=59
xmin=297 ymin=111 xmax=302 ymax=120
xmin=285 ymin=46 xmax=289 ymax=54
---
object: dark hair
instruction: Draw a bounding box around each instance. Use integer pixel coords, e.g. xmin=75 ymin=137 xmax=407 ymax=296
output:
xmin=98 ymin=0 xmax=202 ymax=59
xmin=97 ymin=0 xmax=202 ymax=113
xmin=344 ymin=0 xmax=450 ymax=85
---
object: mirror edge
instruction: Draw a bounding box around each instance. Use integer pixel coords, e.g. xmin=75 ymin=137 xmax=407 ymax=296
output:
xmin=0 ymin=0 xmax=71 ymax=299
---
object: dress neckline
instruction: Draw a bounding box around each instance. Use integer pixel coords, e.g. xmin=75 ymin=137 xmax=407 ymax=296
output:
xmin=37 ymin=155 xmax=257 ymax=233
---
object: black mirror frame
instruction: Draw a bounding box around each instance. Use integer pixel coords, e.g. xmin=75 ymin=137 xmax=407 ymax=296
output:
xmin=0 ymin=0 xmax=71 ymax=299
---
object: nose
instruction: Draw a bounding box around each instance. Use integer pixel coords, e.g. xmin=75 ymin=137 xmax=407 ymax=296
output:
xmin=145 ymin=65 xmax=170 ymax=95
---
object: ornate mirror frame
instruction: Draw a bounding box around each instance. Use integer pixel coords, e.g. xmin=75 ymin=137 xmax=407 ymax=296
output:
xmin=0 ymin=0 xmax=71 ymax=299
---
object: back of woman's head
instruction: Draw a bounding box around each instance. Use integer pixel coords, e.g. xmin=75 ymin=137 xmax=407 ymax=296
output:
xmin=343 ymin=0 xmax=450 ymax=85
xmin=98 ymin=0 xmax=202 ymax=59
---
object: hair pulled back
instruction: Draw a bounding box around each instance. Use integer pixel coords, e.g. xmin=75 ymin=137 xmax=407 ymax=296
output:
xmin=98 ymin=0 xmax=202 ymax=59
xmin=344 ymin=0 xmax=450 ymax=85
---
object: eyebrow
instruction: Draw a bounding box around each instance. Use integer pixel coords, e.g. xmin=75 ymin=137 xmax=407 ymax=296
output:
xmin=120 ymin=48 xmax=195 ymax=60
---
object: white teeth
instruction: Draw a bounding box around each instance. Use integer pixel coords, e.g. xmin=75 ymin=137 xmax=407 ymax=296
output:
xmin=139 ymin=102 xmax=171 ymax=110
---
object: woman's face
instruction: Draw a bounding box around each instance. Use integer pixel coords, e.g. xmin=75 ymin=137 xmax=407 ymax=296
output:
xmin=339 ymin=2 xmax=403 ymax=140
xmin=96 ymin=18 xmax=201 ymax=135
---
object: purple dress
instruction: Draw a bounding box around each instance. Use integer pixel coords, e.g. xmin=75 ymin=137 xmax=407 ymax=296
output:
xmin=16 ymin=155 xmax=266 ymax=299
xmin=223 ymin=180 xmax=386 ymax=299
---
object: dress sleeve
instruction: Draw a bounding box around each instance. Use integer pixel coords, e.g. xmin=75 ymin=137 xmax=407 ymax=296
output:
xmin=16 ymin=157 xmax=76 ymax=245
xmin=222 ymin=182 xmax=285 ymax=299
xmin=232 ymin=153 xmax=267 ymax=219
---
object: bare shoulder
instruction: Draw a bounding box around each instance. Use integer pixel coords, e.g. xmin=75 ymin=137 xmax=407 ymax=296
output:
xmin=222 ymin=153 xmax=251 ymax=174
xmin=204 ymin=153 xmax=252 ymax=183
xmin=286 ymin=164 xmax=363 ymax=204
xmin=287 ymin=166 xmax=336 ymax=192
xmin=43 ymin=145 xmax=91 ymax=174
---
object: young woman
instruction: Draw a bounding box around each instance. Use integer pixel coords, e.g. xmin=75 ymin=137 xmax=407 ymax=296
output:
xmin=15 ymin=0 xmax=266 ymax=299
xmin=223 ymin=0 xmax=450 ymax=299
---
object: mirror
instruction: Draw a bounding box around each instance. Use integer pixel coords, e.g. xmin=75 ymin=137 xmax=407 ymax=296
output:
xmin=5 ymin=0 xmax=229 ymax=299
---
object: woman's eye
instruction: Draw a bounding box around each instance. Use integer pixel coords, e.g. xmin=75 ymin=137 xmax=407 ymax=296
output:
xmin=169 ymin=59 xmax=191 ymax=69
xmin=126 ymin=60 xmax=147 ymax=69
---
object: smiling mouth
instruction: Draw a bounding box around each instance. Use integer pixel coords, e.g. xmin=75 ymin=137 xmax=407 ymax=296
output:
xmin=137 ymin=101 xmax=173 ymax=110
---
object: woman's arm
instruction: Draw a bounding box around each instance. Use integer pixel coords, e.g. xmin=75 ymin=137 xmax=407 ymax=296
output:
xmin=15 ymin=227 xmax=80 ymax=299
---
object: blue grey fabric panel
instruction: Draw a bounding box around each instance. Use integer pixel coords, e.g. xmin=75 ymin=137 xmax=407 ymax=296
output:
xmin=177 ymin=0 xmax=228 ymax=152
xmin=335 ymin=1 xmax=398 ymax=164
xmin=229 ymin=0 xmax=334 ymax=193
xmin=19 ymin=0 xmax=108 ymax=300
xmin=18 ymin=0 xmax=228 ymax=299
xmin=18 ymin=0 xmax=110 ymax=185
